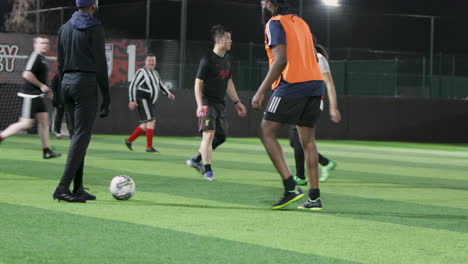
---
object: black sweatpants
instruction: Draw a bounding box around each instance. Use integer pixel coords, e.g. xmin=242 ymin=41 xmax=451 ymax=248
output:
xmin=57 ymin=72 xmax=97 ymax=192
xmin=53 ymin=105 xmax=65 ymax=134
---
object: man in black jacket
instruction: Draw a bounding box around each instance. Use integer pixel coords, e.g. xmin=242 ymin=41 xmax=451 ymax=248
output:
xmin=53 ymin=0 xmax=110 ymax=203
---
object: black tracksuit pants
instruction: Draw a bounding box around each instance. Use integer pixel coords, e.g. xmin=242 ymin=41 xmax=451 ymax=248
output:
xmin=53 ymin=105 xmax=65 ymax=134
xmin=57 ymin=72 xmax=97 ymax=192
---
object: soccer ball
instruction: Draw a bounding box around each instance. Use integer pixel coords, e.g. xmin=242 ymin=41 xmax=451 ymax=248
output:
xmin=109 ymin=175 xmax=136 ymax=200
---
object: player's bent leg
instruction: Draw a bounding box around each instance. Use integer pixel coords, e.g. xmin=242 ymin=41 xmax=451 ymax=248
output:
xmin=200 ymin=130 xmax=216 ymax=181
xmin=186 ymin=158 xmax=204 ymax=175
xmin=37 ymin=112 xmax=61 ymax=159
xmin=290 ymin=127 xmax=307 ymax=185
xmin=318 ymin=153 xmax=336 ymax=182
xmin=145 ymin=120 xmax=157 ymax=152
xmin=0 ymin=118 xmax=34 ymax=139
xmin=36 ymin=112 xmax=50 ymax=148
xmin=260 ymin=120 xmax=291 ymax=180
xmin=145 ymin=120 xmax=155 ymax=130
xmin=296 ymin=126 xmax=322 ymax=211
xmin=212 ymin=132 xmax=226 ymax=150
xmin=260 ymin=120 xmax=304 ymax=209
xmin=125 ymin=124 xmax=146 ymax=151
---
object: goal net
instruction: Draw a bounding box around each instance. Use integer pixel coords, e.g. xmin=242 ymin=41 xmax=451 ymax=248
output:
xmin=0 ymin=54 xmax=57 ymax=132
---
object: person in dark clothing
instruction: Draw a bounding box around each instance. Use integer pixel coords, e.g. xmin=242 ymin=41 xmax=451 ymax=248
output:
xmin=51 ymin=74 xmax=65 ymax=139
xmin=53 ymin=0 xmax=110 ymax=203
xmin=186 ymin=25 xmax=247 ymax=181
xmin=0 ymin=35 xmax=61 ymax=159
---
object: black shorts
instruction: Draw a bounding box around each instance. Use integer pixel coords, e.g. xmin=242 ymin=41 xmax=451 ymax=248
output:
xmin=19 ymin=95 xmax=47 ymax=119
xmin=263 ymin=96 xmax=321 ymax=127
xmin=136 ymin=97 xmax=156 ymax=123
xmin=198 ymin=103 xmax=226 ymax=134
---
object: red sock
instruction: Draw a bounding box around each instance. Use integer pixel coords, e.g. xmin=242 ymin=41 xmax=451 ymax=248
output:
xmin=43 ymin=147 xmax=50 ymax=152
xmin=146 ymin=129 xmax=154 ymax=148
xmin=128 ymin=127 xmax=144 ymax=142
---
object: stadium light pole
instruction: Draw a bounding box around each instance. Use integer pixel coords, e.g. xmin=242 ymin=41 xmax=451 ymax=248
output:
xmin=36 ymin=0 xmax=40 ymax=33
xmin=146 ymin=0 xmax=150 ymax=49
xmin=179 ymin=0 xmax=188 ymax=90
xmin=429 ymin=16 xmax=434 ymax=79
xmin=321 ymin=0 xmax=340 ymax=54
xmin=299 ymin=0 xmax=303 ymax=17
xmin=383 ymin=14 xmax=436 ymax=84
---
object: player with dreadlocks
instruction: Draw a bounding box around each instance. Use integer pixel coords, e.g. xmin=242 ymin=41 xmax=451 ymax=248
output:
xmin=252 ymin=0 xmax=325 ymax=210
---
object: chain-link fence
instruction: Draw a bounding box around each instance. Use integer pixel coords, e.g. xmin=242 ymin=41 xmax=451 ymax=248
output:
xmin=2 ymin=0 xmax=467 ymax=99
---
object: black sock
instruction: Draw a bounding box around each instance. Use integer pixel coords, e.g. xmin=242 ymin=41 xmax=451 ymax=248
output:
xmin=318 ymin=153 xmax=329 ymax=166
xmin=193 ymin=152 xmax=202 ymax=163
xmin=204 ymin=164 xmax=212 ymax=173
xmin=283 ymin=176 xmax=296 ymax=192
xmin=309 ymin=188 xmax=320 ymax=200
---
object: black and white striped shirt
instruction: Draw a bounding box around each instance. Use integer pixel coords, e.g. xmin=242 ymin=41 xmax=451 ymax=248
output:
xmin=128 ymin=68 xmax=170 ymax=104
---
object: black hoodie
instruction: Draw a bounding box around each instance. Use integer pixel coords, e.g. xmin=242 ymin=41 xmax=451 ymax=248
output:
xmin=57 ymin=11 xmax=110 ymax=106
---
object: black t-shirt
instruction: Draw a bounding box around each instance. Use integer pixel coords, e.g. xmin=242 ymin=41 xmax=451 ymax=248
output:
xmin=19 ymin=52 xmax=48 ymax=96
xmin=196 ymin=51 xmax=232 ymax=105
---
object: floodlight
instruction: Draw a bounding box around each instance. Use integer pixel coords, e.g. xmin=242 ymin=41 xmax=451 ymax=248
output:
xmin=322 ymin=0 xmax=340 ymax=7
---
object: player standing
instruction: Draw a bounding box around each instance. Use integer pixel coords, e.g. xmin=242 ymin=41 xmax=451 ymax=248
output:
xmin=186 ymin=25 xmax=247 ymax=181
xmin=53 ymin=0 xmax=110 ymax=202
xmin=125 ymin=54 xmax=175 ymax=153
xmin=252 ymin=0 xmax=324 ymax=210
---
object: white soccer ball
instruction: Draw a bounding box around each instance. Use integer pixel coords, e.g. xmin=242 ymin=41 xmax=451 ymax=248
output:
xmin=109 ymin=175 xmax=136 ymax=200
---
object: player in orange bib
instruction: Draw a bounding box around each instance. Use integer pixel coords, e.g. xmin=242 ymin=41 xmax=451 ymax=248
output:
xmin=252 ymin=0 xmax=324 ymax=210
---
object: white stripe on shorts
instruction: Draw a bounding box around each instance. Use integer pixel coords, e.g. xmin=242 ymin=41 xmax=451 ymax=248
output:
xmin=21 ymin=97 xmax=32 ymax=119
xmin=268 ymin=96 xmax=281 ymax=113
xmin=142 ymin=99 xmax=151 ymax=120
xmin=268 ymin=97 xmax=278 ymax=113
xmin=272 ymin=97 xmax=281 ymax=113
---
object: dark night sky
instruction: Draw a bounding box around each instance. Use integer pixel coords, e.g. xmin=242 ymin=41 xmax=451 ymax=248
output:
xmin=1 ymin=0 xmax=468 ymax=55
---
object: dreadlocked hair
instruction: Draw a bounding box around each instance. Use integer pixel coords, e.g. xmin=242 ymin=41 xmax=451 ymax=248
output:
xmin=270 ymin=0 xmax=289 ymax=16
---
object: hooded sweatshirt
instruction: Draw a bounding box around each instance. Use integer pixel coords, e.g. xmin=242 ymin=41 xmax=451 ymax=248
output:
xmin=57 ymin=11 xmax=110 ymax=105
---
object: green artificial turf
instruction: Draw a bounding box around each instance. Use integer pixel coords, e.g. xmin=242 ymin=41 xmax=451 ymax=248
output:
xmin=1 ymin=135 xmax=467 ymax=263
